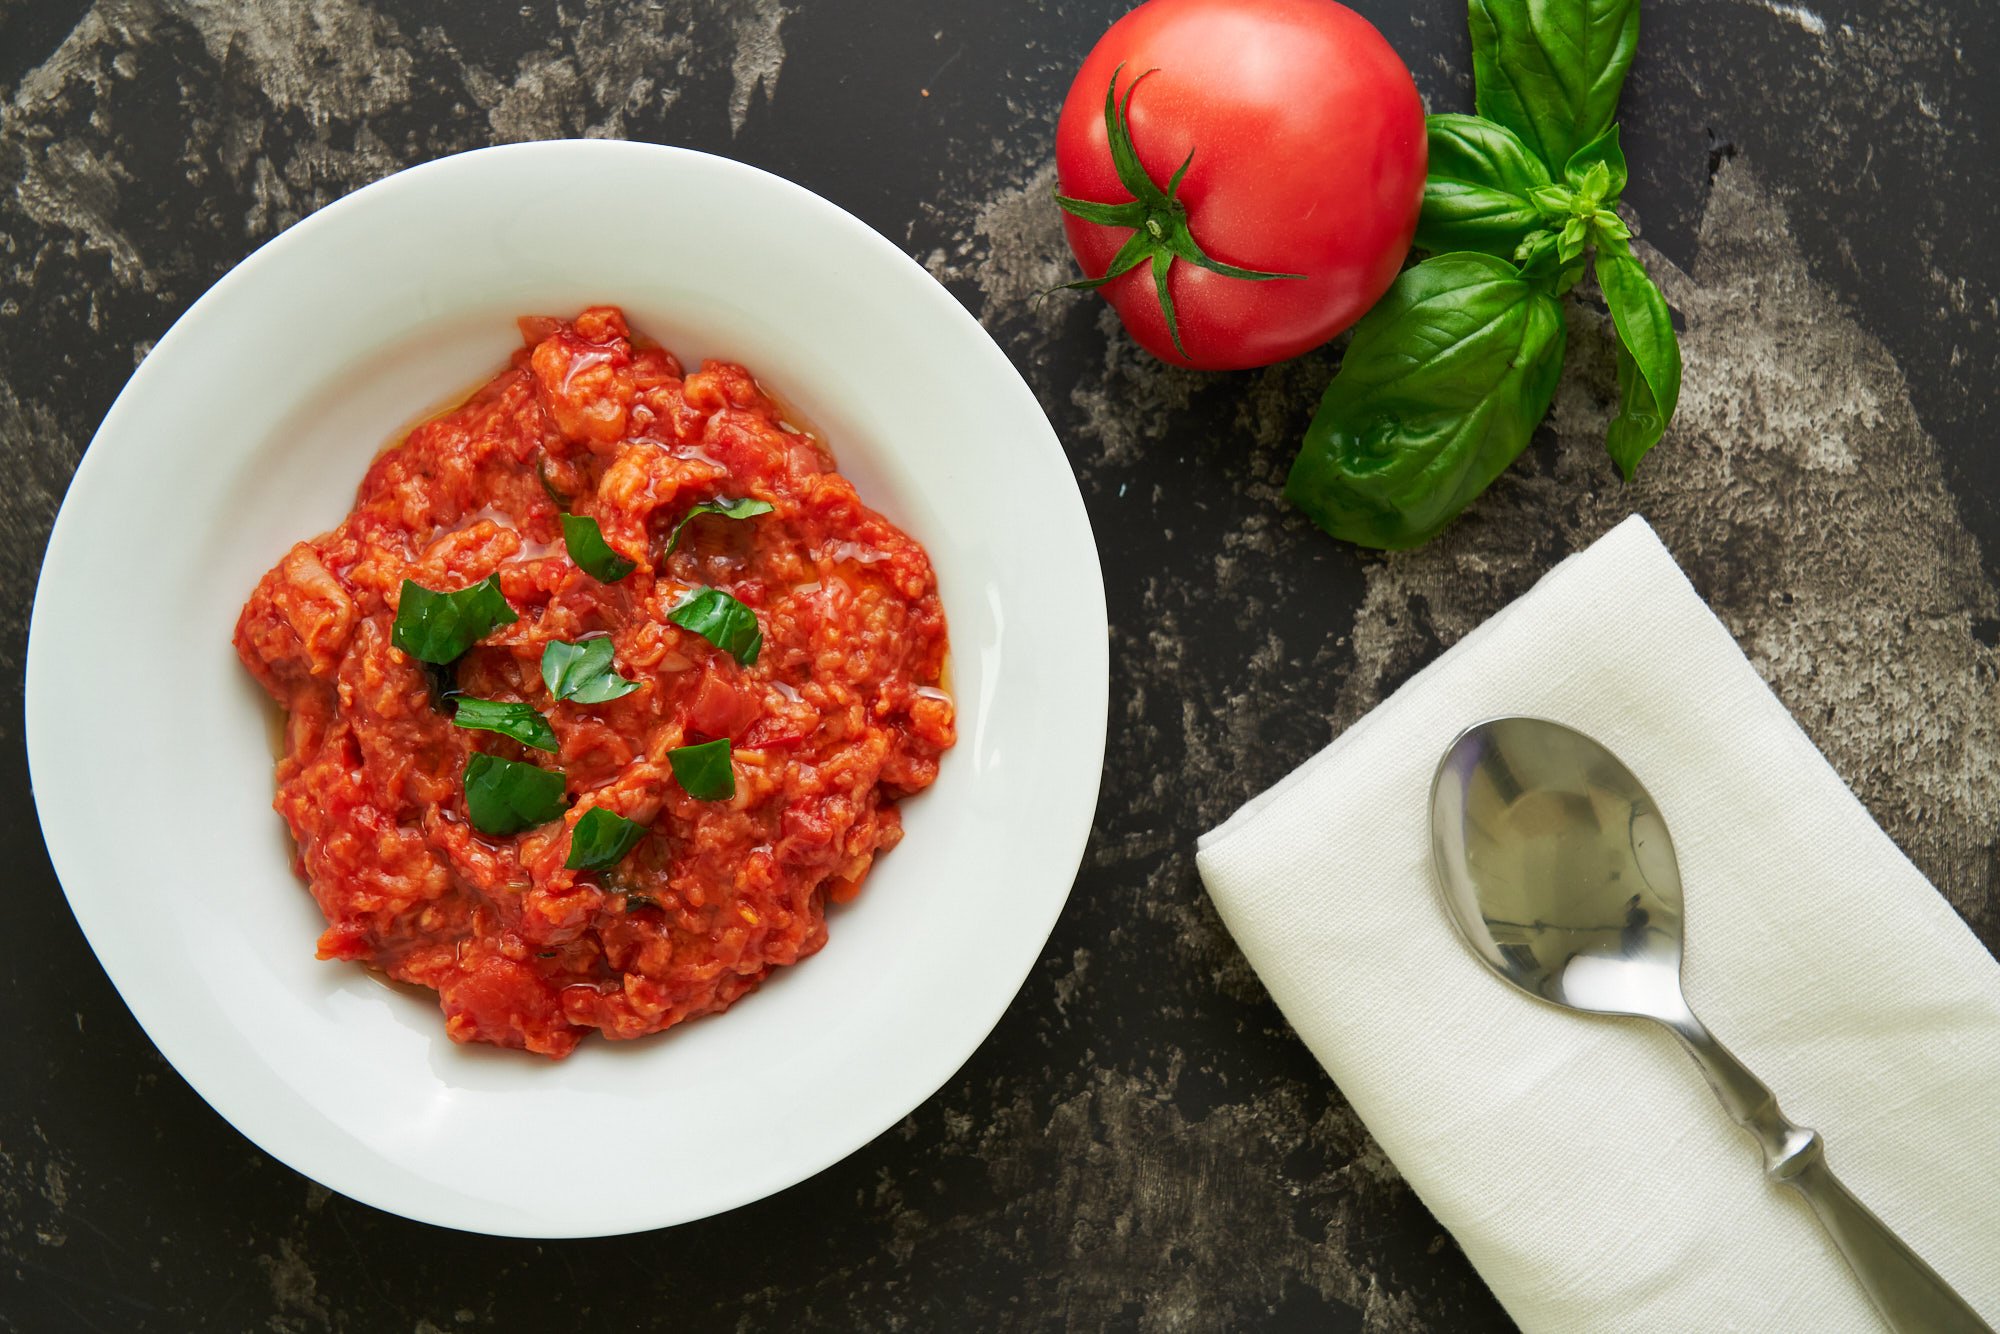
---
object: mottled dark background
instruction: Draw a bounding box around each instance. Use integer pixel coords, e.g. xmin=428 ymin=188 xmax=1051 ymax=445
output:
xmin=4 ymin=0 xmax=1997 ymax=1330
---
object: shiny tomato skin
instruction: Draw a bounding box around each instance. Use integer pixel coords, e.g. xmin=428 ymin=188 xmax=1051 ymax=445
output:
xmin=1056 ymin=0 xmax=1426 ymax=371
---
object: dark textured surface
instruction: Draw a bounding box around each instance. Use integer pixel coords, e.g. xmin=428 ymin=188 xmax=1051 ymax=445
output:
xmin=4 ymin=1 xmax=1997 ymax=1330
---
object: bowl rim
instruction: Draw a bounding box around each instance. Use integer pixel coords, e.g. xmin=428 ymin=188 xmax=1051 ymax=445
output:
xmin=25 ymin=139 xmax=1108 ymax=1236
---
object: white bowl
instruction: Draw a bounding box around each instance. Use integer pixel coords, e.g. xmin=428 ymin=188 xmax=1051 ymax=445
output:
xmin=25 ymin=141 xmax=1106 ymax=1237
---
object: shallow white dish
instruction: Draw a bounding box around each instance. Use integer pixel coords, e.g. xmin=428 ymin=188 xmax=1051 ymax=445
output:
xmin=26 ymin=141 xmax=1106 ymax=1238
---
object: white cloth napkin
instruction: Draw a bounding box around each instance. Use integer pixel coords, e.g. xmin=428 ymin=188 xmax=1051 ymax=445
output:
xmin=1196 ymin=515 xmax=2000 ymax=1332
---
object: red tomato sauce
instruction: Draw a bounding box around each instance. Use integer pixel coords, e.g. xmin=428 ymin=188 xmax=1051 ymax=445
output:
xmin=235 ymin=307 xmax=954 ymax=1057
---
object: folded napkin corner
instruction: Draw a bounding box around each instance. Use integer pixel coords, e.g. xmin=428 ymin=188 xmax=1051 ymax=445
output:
xmin=1196 ymin=514 xmax=2000 ymax=1333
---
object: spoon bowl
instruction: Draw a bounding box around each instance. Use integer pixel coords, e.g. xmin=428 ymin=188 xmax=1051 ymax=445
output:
xmin=1428 ymin=715 xmax=1991 ymax=1334
xmin=1430 ymin=716 xmax=1687 ymax=1017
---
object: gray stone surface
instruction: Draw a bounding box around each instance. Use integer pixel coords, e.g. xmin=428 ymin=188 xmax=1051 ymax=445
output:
xmin=3 ymin=1 xmax=1996 ymax=1329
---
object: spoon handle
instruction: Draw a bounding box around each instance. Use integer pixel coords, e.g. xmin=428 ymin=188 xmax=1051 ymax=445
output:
xmin=1664 ymin=1012 xmax=1992 ymax=1334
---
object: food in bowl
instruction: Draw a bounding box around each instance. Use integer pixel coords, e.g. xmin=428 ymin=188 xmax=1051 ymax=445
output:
xmin=234 ymin=307 xmax=954 ymax=1058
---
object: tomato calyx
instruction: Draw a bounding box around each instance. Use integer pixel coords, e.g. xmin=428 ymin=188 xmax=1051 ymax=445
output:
xmin=1051 ymin=64 xmax=1305 ymax=362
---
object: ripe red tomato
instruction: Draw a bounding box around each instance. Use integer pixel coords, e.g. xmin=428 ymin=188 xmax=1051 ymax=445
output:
xmin=1054 ymin=0 xmax=1426 ymax=371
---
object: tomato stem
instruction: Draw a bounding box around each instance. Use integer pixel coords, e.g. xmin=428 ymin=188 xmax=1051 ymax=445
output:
xmin=1050 ymin=64 xmax=1305 ymax=362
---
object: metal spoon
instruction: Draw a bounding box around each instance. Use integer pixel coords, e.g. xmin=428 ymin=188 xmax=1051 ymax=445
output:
xmin=1429 ymin=716 xmax=1991 ymax=1334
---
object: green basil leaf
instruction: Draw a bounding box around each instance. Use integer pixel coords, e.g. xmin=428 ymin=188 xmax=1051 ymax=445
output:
xmin=537 ymin=459 xmax=570 ymax=509
xmin=1564 ymin=124 xmax=1627 ymax=198
xmin=541 ymin=637 xmax=640 ymax=704
xmin=1286 ymin=252 xmax=1568 ymax=549
xmin=668 ymin=737 xmax=736 ymax=801
xmin=1573 ymin=160 xmax=1612 ymax=203
xmin=1595 ymin=250 xmax=1682 ymax=479
xmin=1417 ymin=114 xmax=1554 ymax=258
xmin=665 ymin=497 xmax=775 ymax=555
xmin=451 ymin=697 xmax=558 ymax=752
xmin=561 ymin=513 xmax=637 ymax=582
xmin=667 ymin=588 xmax=762 ymax=666
xmin=1526 ymin=184 xmax=1575 ymax=217
xmin=564 ymin=806 xmax=649 ymax=871
xmin=463 ymin=751 xmax=568 ymax=835
xmin=392 ymin=575 xmax=517 ymax=664
xmin=1470 ymin=0 xmax=1639 ymax=177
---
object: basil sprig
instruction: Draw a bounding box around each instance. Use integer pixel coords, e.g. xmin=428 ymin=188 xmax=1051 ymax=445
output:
xmin=1290 ymin=0 xmax=1680 ymax=546
xmin=463 ymin=752 xmax=568 ymax=835
xmin=667 ymin=588 xmax=762 ymax=666
xmin=665 ymin=497 xmax=774 ymax=555
xmin=541 ymin=637 xmax=639 ymax=703
xmin=561 ymin=513 xmax=636 ymax=583
xmin=668 ymin=738 xmax=735 ymax=801
xmin=392 ymin=576 xmax=517 ymax=664
xmin=565 ymin=806 xmax=648 ymax=870
xmin=451 ymin=697 xmax=558 ymax=752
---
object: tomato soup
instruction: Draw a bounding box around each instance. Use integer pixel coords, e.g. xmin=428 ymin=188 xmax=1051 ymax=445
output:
xmin=235 ymin=308 xmax=953 ymax=1057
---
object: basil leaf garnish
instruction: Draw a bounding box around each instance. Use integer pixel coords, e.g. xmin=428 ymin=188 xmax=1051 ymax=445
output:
xmin=1289 ymin=0 xmax=1673 ymax=549
xmin=561 ymin=513 xmax=637 ymax=582
xmin=1286 ymin=252 xmax=1566 ymax=549
xmin=1417 ymin=114 xmax=1553 ymax=259
xmin=666 ymin=588 xmax=762 ymax=665
xmin=664 ymin=497 xmax=775 ymax=554
xmin=564 ymin=806 xmax=648 ymax=871
xmin=463 ymin=752 xmax=568 ymax=835
xmin=668 ymin=738 xmax=735 ymax=801
xmin=541 ymin=637 xmax=640 ymax=703
xmin=537 ymin=459 xmax=570 ymax=508
xmin=1595 ymin=250 xmax=1682 ymax=480
xmin=1469 ymin=0 xmax=1639 ymax=177
xmin=392 ymin=575 xmax=517 ymax=664
xmin=451 ymin=697 xmax=558 ymax=752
